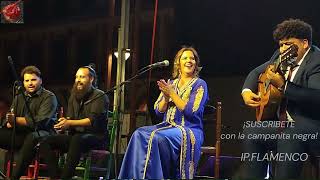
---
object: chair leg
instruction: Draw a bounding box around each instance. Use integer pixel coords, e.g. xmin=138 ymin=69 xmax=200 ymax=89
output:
xmin=84 ymin=156 xmax=91 ymax=180
xmin=33 ymin=156 xmax=40 ymax=179
xmin=27 ymin=162 xmax=33 ymax=178
xmin=105 ymin=153 xmax=113 ymax=179
xmin=5 ymin=153 xmax=42 ymax=179
xmin=6 ymin=161 xmax=11 ymax=178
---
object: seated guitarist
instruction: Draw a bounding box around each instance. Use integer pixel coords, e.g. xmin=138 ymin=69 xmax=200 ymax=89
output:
xmin=241 ymin=18 xmax=320 ymax=179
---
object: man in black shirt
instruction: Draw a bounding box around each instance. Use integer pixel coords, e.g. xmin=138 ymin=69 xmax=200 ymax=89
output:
xmin=40 ymin=65 xmax=109 ymax=179
xmin=1 ymin=66 xmax=58 ymax=179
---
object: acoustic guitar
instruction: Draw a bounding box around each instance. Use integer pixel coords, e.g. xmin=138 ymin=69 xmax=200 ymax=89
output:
xmin=256 ymin=45 xmax=298 ymax=121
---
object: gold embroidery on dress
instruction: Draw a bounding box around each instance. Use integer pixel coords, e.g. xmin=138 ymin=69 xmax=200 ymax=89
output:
xmin=177 ymin=127 xmax=184 ymax=177
xmin=181 ymin=86 xmax=192 ymax=101
xmin=179 ymin=79 xmax=196 ymax=126
xmin=143 ymin=125 xmax=173 ymax=179
xmin=155 ymin=121 xmax=166 ymax=126
xmin=189 ymin=161 xmax=194 ymax=179
xmin=154 ymin=93 xmax=163 ymax=110
xmin=176 ymin=125 xmax=187 ymax=179
xmin=178 ymin=78 xmax=197 ymax=96
xmin=189 ymin=129 xmax=196 ymax=178
xmin=193 ymin=86 xmax=204 ymax=112
xmin=165 ymin=106 xmax=172 ymax=123
xmin=170 ymin=107 xmax=177 ymax=125
xmin=175 ymin=79 xmax=198 ymax=178
xmin=181 ymin=115 xmax=185 ymax=126
xmin=173 ymin=78 xmax=179 ymax=92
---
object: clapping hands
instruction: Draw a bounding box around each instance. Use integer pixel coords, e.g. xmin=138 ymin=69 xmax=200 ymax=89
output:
xmin=157 ymin=79 xmax=175 ymax=101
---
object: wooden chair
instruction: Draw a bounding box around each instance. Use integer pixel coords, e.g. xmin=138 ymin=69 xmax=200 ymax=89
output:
xmin=24 ymin=152 xmax=48 ymax=179
xmin=74 ymin=111 xmax=113 ymax=180
xmin=196 ymin=101 xmax=222 ymax=179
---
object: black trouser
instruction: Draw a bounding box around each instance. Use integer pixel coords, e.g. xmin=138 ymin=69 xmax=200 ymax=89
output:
xmin=40 ymin=133 xmax=105 ymax=179
xmin=0 ymin=127 xmax=50 ymax=179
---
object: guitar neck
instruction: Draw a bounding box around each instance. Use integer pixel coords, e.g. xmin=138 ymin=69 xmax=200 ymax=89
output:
xmin=273 ymin=56 xmax=282 ymax=73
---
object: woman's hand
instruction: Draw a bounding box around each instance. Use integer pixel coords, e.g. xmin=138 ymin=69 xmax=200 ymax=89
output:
xmin=157 ymin=79 xmax=175 ymax=100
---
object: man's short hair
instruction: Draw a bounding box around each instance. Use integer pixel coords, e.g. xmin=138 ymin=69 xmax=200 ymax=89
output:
xmin=20 ymin=66 xmax=41 ymax=79
xmin=273 ymin=19 xmax=312 ymax=44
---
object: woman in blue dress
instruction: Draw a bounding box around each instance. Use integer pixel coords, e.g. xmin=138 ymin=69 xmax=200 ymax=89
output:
xmin=118 ymin=46 xmax=209 ymax=179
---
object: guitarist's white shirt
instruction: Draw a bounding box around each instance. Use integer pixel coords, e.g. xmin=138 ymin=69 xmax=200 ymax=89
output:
xmin=286 ymin=47 xmax=310 ymax=82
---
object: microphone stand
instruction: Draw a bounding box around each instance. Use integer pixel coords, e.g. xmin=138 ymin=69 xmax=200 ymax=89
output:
xmin=7 ymin=57 xmax=40 ymax=179
xmin=105 ymin=66 xmax=154 ymax=179
xmin=136 ymin=61 xmax=168 ymax=74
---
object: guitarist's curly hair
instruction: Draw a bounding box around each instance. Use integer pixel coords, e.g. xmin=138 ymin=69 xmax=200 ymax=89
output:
xmin=273 ymin=19 xmax=312 ymax=45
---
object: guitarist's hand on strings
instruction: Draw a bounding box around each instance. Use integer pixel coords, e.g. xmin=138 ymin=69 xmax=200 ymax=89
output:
xmin=266 ymin=65 xmax=285 ymax=90
xmin=242 ymin=90 xmax=260 ymax=108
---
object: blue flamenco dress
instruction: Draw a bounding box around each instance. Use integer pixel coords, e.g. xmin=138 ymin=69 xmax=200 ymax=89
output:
xmin=118 ymin=78 xmax=209 ymax=179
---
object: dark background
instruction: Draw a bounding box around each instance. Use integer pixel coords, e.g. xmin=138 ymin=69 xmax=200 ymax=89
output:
xmin=175 ymin=0 xmax=320 ymax=76
xmin=0 ymin=0 xmax=319 ymax=158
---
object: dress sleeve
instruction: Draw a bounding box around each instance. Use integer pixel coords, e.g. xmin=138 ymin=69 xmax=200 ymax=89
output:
xmin=153 ymin=92 xmax=165 ymax=119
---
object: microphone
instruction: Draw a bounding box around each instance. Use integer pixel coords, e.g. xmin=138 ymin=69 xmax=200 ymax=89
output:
xmin=147 ymin=60 xmax=170 ymax=68
xmin=8 ymin=56 xmax=23 ymax=94
xmin=8 ymin=56 xmax=20 ymax=82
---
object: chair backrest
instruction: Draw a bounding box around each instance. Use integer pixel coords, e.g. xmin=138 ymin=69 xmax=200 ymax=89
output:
xmin=198 ymin=101 xmax=222 ymax=179
xmin=215 ymin=101 xmax=222 ymax=179
xmin=203 ymin=102 xmax=222 ymax=148
xmin=74 ymin=110 xmax=114 ymax=180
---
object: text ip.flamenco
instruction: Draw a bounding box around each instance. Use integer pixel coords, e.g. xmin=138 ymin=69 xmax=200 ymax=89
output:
xmin=241 ymin=152 xmax=308 ymax=162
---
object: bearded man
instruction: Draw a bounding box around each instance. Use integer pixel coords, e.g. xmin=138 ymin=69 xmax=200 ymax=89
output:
xmin=39 ymin=65 xmax=109 ymax=179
